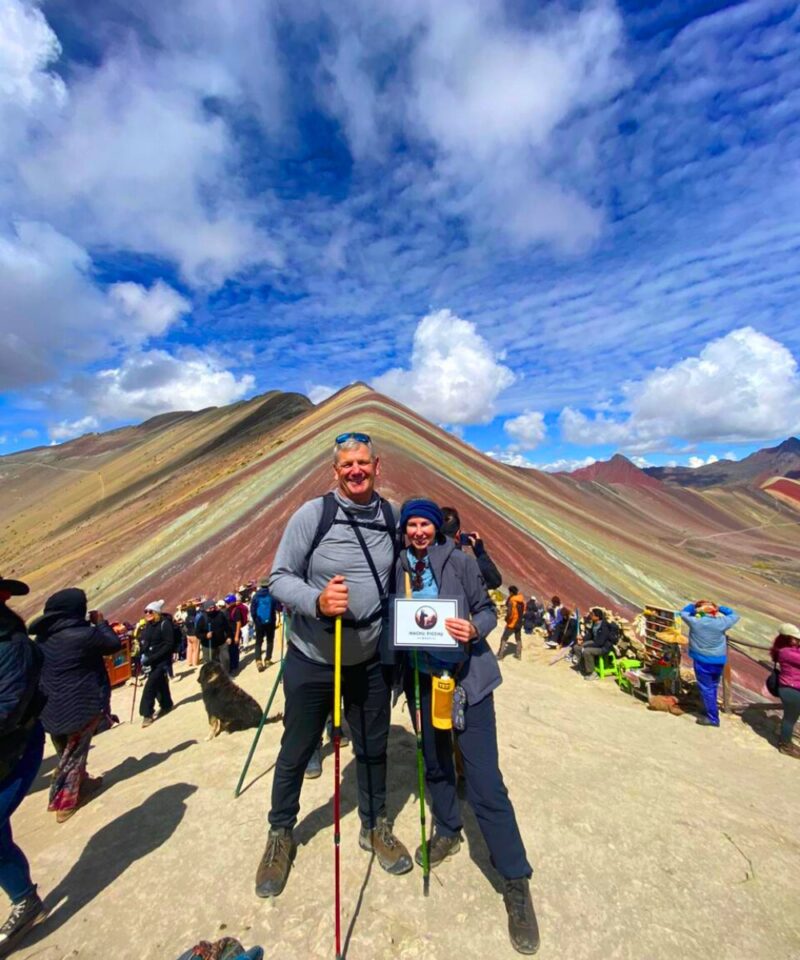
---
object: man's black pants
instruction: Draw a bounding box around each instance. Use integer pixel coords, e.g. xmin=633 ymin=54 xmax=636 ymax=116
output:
xmin=269 ymin=645 xmax=389 ymax=831
xmin=139 ymin=661 xmax=173 ymax=718
xmin=254 ymin=620 xmax=276 ymax=661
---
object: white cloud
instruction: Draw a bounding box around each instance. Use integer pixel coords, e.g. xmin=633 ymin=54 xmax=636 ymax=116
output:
xmin=308 ymin=384 xmax=336 ymax=404
xmin=0 ymin=0 xmax=65 ymax=110
xmin=687 ymin=454 xmax=719 ymax=469
xmin=504 ymin=411 xmax=546 ymax=450
xmin=0 ymin=221 xmax=192 ymax=389
xmin=108 ymin=281 xmax=191 ymax=341
xmin=50 ymin=416 xmax=100 ymax=443
xmin=48 ymin=348 xmax=254 ymax=437
xmin=374 ymin=309 xmax=514 ymax=425
xmin=322 ymin=0 xmax=627 ymax=251
xmin=631 ymin=456 xmax=650 ymax=468
xmin=537 ymin=455 xmax=597 ymax=474
xmin=560 ymin=328 xmax=800 ymax=451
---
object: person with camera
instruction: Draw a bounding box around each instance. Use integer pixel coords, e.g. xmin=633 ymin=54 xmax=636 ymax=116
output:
xmin=440 ymin=507 xmax=502 ymax=590
xmin=29 ymin=589 xmax=121 ymax=821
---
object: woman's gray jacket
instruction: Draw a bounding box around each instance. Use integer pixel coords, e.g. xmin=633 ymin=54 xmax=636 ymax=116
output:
xmin=393 ymin=538 xmax=501 ymax=706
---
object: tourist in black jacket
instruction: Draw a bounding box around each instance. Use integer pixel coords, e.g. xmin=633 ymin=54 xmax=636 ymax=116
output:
xmin=574 ymin=608 xmax=615 ymax=680
xmin=29 ymin=588 xmax=120 ymax=822
xmin=0 ymin=574 xmax=47 ymax=954
xmin=138 ymin=600 xmax=175 ymax=727
xmin=200 ymin=602 xmax=233 ymax=673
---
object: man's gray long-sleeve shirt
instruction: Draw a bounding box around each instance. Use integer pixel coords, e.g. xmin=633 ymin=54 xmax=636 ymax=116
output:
xmin=268 ymin=490 xmax=395 ymax=665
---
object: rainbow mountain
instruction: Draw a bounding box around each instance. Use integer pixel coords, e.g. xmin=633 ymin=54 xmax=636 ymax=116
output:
xmin=2 ymin=384 xmax=798 ymax=663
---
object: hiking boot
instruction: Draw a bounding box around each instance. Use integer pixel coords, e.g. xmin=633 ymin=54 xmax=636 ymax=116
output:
xmin=141 ymin=716 xmax=155 ymax=728
xmin=696 ymin=716 xmax=719 ymax=727
xmin=359 ymin=818 xmax=413 ymax=875
xmin=257 ymin=660 xmax=266 ymax=673
xmin=0 ymin=892 xmax=46 ymax=957
xmin=415 ymin=832 xmax=461 ymax=869
xmin=304 ymin=746 xmax=322 ymax=779
xmin=255 ymin=829 xmax=296 ymax=898
xmin=503 ymin=878 xmax=540 ymax=955
xmin=583 ymin=674 xmax=598 ymax=682
xmin=778 ymin=740 xmax=800 ymax=759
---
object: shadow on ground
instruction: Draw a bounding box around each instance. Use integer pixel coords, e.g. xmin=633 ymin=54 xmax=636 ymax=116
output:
xmin=26 ymin=782 xmax=198 ymax=944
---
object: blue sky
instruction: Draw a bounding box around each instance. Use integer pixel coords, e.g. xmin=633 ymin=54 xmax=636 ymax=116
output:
xmin=2 ymin=0 xmax=800 ymax=471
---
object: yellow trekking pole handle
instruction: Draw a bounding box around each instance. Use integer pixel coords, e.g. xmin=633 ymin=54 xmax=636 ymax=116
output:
xmin=333 ymin=615 xmax=342 ymax=728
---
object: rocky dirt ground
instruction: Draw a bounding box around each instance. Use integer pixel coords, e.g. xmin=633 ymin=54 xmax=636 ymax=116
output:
xmin=9 ymin=625 xmax=800 ymax=960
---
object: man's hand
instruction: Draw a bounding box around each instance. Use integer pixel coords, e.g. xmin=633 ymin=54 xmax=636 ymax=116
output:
xmin=445 ymin=617 xmax=477 ymax=644
xmin=318 ymin=575 xmax=349 ymax=617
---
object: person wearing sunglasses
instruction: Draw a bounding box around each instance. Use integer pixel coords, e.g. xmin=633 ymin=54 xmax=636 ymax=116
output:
xmin=396 ymin=499 xmax=539 ymax=956
xmin=255 ymin=432 xmax=412 ymax=902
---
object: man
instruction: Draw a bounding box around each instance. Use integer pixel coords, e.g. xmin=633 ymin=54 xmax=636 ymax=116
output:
xmin=0 ymin=574 xmax=47 ymax=955
xmin=197 ymin=600 xmax=232 ymax=672
xmin=255 ymin=432 xmax=412 ymax=900
xmin=224 ymin=594 xmax=246 ymax=674
xmin=574 ymin=607 xmax=616 ymax=680
xmin=498 ymin=586 xmax=526 ymax=660
xmin=250 ymin=578 xmax=277 ymax=671
xmin=138 ymin=600 xmax=175 ymax=727
xmin=441 ymin=507 xmax=502 ymax=590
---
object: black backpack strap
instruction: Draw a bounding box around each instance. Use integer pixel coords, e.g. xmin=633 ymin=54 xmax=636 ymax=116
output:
xmin=302 ymin=492 xmax=339 ymax=576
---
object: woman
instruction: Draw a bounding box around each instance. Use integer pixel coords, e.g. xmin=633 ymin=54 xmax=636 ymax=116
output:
xmin=183 ymin=601 xmax=200 ymax=668
xmin=770 ymin=623 xmax=800 ymax=758
xmin=395 ymin=499 xmax=539 ymax=956
xmin=29 ymin=588 xmax=120 ymax=823
xmin=0 ymin=574 xmax=47 ymax=953
xmin=138 ymin=600 xmax=176 ymax=727
xmin=680 ymin=600 xmax=740 ymax=727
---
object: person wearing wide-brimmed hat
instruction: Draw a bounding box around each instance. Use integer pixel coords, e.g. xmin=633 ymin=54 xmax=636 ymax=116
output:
xmin=770 ymin=622 xmax=800 ymax=759
xmin=0 ymin=575 xmax=47 ymax=954
xmin=29 ymin=588 xmax=121 ymax=822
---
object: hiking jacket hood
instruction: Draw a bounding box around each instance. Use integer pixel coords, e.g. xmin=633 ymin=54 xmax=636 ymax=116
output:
xmin=395 ymin=538 xmax=500 ymax=706
xmin=33 ymin=616 xmax=121 ymax=736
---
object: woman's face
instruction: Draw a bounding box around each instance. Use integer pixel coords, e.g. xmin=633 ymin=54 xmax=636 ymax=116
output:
xmin=406 ymin=517 xmax=436 ymax=552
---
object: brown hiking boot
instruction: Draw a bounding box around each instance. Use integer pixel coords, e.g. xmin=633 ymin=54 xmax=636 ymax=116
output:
xmin=256 ymin=660 xmax=266 ymax=673
xmin=778 ymin=741 xmax=800 ymax=759
xmin=503 ymin=878 xmax=540 ymax=955
xmin=358 ymin=818 xmax=413 ymax=875
xmin=255 ymin=829 xmax=296 ymax=898
xmin=415 ymin=831 xmax=461 ymax=868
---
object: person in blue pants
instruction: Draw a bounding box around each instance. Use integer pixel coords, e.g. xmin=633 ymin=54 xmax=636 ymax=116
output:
xmin=0 ymin=574 xmax=47 ymax=956
xmin=679 ymin=600 xmax=740 ymax=726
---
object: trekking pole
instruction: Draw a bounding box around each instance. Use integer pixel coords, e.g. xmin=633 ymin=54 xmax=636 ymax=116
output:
xmin=333 ymin=615 xmax=343 ymax=960
xmin=412 ymin=650 xmax=430 ymax=896
xmin=129 ymin=653 xmax=140 ymax=724
xmin=234 ymin=615 xmax=290 ymax=798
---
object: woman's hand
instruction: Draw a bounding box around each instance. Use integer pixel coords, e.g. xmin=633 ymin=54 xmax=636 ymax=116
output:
xmin=445 ymin=617 xmax=477 ymax=644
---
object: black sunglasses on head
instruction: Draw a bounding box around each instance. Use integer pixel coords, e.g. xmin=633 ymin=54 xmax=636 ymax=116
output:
xmin=335 ymin=432 xmax=371 ymax=445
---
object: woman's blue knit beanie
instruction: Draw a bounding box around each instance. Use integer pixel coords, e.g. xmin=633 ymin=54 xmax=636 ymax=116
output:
xmin=400 ymin=498 xmax=444 ymax=531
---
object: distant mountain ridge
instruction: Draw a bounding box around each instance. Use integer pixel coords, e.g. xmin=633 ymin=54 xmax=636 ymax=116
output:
xmin=644 ymin=436 xmax=800 ymax=488
xmin=567 ymin=453 xmax=663 ymax=488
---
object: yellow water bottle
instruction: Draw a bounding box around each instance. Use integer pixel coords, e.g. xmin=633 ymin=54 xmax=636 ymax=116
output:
xmin=431 ymin=671 xmax=455 ymax=730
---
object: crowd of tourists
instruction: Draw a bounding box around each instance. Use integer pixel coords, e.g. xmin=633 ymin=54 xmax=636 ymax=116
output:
xmin=1 ymin=431 xmax=799 ymax=956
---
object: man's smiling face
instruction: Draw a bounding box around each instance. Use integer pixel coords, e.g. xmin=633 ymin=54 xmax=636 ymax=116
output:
xmin=333 ymin=443 xmax=380 ymax=504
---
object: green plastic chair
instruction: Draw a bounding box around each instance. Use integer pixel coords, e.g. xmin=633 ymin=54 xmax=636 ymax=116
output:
xmin=614 ymin=657 xmax=642 ymax=692
xmin=595 ymin=651 xmax=617 ymax=678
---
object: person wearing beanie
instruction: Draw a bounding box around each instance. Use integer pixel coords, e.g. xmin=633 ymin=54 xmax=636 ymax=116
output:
xmin=0 ymin=575 xmax=47 ymax=954
xmin=29 ymin=589 xmax=121 ymax=822
xmin=770 ymin=623 xmax=800 ymax=758
xmin=396 ymin=500 xmax=539 ymax=956
xmin=256 ymin=432 xmax=412 ymax=903
xmin=138 ymin=600 xmax=175 ymax=727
